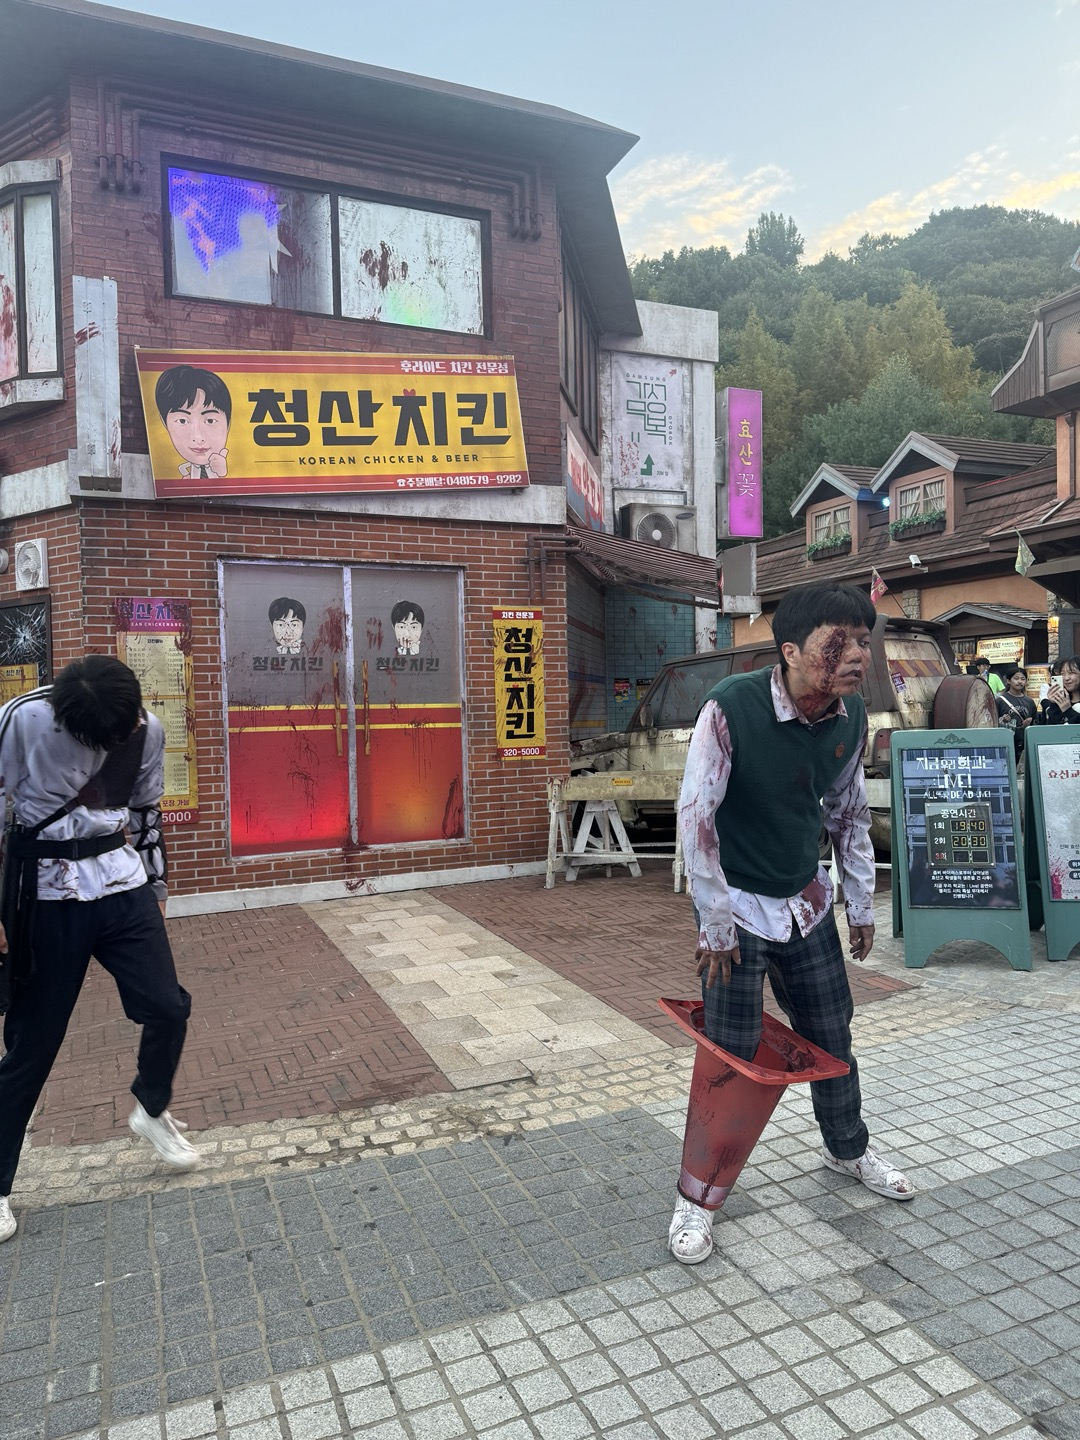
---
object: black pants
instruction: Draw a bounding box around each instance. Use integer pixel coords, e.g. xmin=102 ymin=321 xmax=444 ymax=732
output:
xmin=0 ymin=885 xmax=191 ymax=1196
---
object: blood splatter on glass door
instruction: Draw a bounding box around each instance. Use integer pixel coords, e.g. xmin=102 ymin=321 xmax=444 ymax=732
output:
xmin=222 ymin=562 xmax=350 ymax=856
xmin=351 ymin=568 xmax=466 ymax=844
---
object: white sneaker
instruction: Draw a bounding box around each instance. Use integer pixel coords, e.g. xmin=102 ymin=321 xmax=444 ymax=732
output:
xmin=822 ymin=1145 xmax=914 ymax=1200
xmin=129 ymin=1103 xmax=200 ymax=1171
xmin=0 ymin=1196 xmax=15 ymax=1242
xmin=668 ymin=1193 xmax=715 ymax=1264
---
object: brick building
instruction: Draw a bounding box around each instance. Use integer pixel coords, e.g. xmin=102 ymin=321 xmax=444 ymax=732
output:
xmin=0 ymin=0 xmax=652 ymax=912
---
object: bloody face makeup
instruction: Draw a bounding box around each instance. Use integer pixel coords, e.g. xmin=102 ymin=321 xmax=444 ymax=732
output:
xmin=781 ymin=623 xmax=872 ymax=719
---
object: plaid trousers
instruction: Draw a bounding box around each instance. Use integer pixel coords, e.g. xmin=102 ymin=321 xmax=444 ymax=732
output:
xmin=700 ymin=909 xmax=869 ymax=1161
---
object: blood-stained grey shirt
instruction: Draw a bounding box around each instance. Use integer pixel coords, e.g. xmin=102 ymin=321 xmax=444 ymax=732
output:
xmin=0 ymin=691 xmax=168 ymax=902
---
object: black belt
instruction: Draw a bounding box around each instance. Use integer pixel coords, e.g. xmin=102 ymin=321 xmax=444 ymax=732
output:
xmin=10 ymin=831 xmax=127 ymax=861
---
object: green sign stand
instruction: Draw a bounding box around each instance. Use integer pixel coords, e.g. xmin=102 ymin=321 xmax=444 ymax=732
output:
xmin=1023 ymin=728 xmax=1080 ymax=962
xmin=891 ymin=729 xmax=1031 ymax=971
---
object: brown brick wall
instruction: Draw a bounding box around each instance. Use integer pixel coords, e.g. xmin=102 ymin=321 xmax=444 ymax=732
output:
xmin=2 ymin=75 xmax=576 ymax=900
xmin=72 ymin=498 xmax=568 ymax=898
xmin=61 ymin=76 xmax=563 ymax=486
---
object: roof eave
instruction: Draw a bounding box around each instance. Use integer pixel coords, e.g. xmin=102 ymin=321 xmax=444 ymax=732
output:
xmin=2 ymin=0 xmax=639 ymax=172
xmin=789 ymin=464 xmax=861 ymax=518
xmin=870 ymin=433 xmax=958 ymax=491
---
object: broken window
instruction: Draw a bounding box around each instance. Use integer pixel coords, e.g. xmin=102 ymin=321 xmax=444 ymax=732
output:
xmin=167 ymin=167 xmax=333 ymax=314
xmin=338 ymin=197 xmax=484 ymax=335
xmin=0 ymin=175 xmax=59 ymax=385
xmin=165 ymin=164 xmax=488 ymax=336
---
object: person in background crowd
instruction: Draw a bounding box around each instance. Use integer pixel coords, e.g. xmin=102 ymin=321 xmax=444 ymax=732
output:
xmin=1039 ymin=656 xmax=1080 ymax=724
xmin=668 ymin=581 xmax=913 ymax=1267
xmin=1038 ymin=662 xmax=1059 ymax=704
xmin=973 ymin=656 xmax=1005 ymax=695
xmin=996 ymin=667 xmax=1037 ymax=763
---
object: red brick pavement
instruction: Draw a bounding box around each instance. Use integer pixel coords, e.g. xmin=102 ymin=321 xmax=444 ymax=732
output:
xmin=433 ymin=862 xmax=910 ymax=1048
xmin=22 ymin=868 xmax=908 ymax=1152
xmin=29 ymin=906 xmax=448 ymax=1149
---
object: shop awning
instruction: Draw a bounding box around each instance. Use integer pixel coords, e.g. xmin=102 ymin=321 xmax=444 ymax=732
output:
xmin=566 ymin=526 xmax=719 ymax=601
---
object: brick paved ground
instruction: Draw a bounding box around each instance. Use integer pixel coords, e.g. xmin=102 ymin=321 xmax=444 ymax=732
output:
xmin=27 ymin=869 xmax=908 ymax=1153
xmin=433 ymin=862 xmax=910 ymax=1045
xmin=30 ymin=906 xmax=448 ymax=1150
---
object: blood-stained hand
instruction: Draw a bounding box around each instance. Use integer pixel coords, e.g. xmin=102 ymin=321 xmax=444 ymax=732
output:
xmin=848 ymin=924 xmax=875 ymax=963
xmin=696 ymin=944 xmax=741 ymax=987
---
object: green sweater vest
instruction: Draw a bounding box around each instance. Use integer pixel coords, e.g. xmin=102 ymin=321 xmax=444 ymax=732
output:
xmin=702 ymin=666 xmax=864 ymax=897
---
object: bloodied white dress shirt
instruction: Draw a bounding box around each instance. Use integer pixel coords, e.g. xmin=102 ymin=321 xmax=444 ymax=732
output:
xmin=0 ymin=693 xmax=168 ymax=903
xmin=678 ymin=665 xmax=876 ymax=954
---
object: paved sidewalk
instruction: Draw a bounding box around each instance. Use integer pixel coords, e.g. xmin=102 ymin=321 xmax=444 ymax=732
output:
xmin=1 ymin=865 xmax=1078 ymax=1440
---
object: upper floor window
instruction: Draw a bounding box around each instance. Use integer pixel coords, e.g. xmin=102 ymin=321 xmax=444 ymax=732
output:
xmin=0 ymin=165 xmax=60 ymax=386
xmin=896 ymin=477 xmax=945 ymax=518
xmin=559 ymin=242 xmax=599 ymax=446
xmin=166 ymin=164 xmax=487 ymax=337
xmin=812 ymin=504 xmax=850 ymax=541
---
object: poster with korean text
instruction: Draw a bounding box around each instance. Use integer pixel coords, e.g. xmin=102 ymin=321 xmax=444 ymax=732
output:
xmin=351 ymin=568 xmax=466 ymax=845
xmin=493 ymin=608 xmax=546 ymax=759
xmin=1036 ymin=740 xmax=1080 ymax=901
xmin=610 ymin=359 xmax=685 ymax=487
xmin=221 ymin=563 xmax=349 ymax=856
xmin=115 ymin=597 xmax=199 ymax=825
xmin=136 ymin=349 xmax=528 ymax=498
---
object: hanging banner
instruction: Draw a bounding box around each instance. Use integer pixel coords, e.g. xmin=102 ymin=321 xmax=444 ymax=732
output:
xmin=724 ymin=387 xmax=763 ymax=538
xmin=115 ymin=597 xmax=199 ymax=825
xmin=135 ymin=349 xmax=530 ymax=498
xmin=610 ymin=358 xmax=685 ymax=486
xmin=492 ymin=607 xmax=546 ymax=759
xmin=566 ymin=427 xmax=604 ymax=531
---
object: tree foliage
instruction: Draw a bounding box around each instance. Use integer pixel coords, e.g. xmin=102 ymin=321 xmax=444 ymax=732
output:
xmin=629 ymin=205 xmax=1073 ymax=535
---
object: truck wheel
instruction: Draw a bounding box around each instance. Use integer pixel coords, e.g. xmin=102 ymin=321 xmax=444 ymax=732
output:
xmin=932 ymin=676 xmax=998 ymax=730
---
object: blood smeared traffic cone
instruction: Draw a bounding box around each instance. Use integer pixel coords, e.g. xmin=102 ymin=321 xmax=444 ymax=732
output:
xmin=659 ymin=998 xmax=850 ymax=1210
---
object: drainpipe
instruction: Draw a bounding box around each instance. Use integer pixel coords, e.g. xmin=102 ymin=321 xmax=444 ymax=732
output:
xmin=1067 ymin=413 xmax=1076 ymax=499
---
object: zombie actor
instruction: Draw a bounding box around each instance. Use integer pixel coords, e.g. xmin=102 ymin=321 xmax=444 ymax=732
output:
xmin=0 ymin=657 xmax=198 ymax=1245
xmin=668 ymin=582 xmax=913 ymax=1265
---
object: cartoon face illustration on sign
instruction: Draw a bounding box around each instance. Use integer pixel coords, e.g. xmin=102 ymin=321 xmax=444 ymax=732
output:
xmin=391 ymin=600 xmax=424 ymax=656
xmin=155 ymin=364 xmax=232 ymax=479
xmin=269 ymin=596 xmax=306 ymax=655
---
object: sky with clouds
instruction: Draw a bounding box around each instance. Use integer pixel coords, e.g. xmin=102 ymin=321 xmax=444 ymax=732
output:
xmin=101 ymin=0 xmax=1079 ymax=261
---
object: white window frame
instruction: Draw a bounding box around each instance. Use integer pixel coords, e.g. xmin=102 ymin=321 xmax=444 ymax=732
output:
xmin=896 ymin=479 xmax=945 ymax=519
xmin=0 ymin=159 xmax=63 ymax=417
xmin=812 ymin=503 xmax=851 ymax=542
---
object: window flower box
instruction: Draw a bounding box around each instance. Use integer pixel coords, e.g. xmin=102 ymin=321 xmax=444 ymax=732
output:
xmin=806 ymin=534 xmax=852 ymax=562
xmin=888 ymin=509 xmax=945 ymax=542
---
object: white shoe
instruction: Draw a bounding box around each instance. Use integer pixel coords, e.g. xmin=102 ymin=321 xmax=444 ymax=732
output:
xmin=822 ymin=1144 xmax=914 ymax=1200
xmin=129 ymin=1103 xmax=200 ymax=1171
xmin=0 ymin=1196 xmax=15 ymax=1242
xmin=668 ymin=1193 xmax=715 ymax=1264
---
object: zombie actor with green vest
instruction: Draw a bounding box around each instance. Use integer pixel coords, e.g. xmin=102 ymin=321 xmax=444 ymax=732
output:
xmin=668 ymin=583 xmax=914 ymax=1266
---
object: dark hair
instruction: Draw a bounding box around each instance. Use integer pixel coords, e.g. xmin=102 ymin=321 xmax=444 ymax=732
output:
xmin=1004 ymin=667 xmax=1028 ymax=684
xmin=772 ymin=583 xmax=875 ymax=669
xmin=973 ymin=656 xmax=990 ymax=669
xmin=391 ymin=601 xmax=424 ymax=627
xmin=51 ymin=655 xmax=142 ymax=750
xmin=268 ymin=597 xmax=306 ymax=624
xmin=1059 ymin=656 xmax=1080 ymax=692
xmin=155 ymin=365 xmax=233 ymax=424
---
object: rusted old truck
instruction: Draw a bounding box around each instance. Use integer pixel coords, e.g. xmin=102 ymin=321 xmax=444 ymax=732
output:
xmin=571 ymin=615 xmax=997 ymax=854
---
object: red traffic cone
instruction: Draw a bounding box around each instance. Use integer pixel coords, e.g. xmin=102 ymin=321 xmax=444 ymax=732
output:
xmin=659 ymin=998 xmax=850 ymax=1210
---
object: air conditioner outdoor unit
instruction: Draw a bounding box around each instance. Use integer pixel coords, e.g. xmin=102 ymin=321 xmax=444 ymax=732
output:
xmin=619 ymin=503 xmax=698 ymax=553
